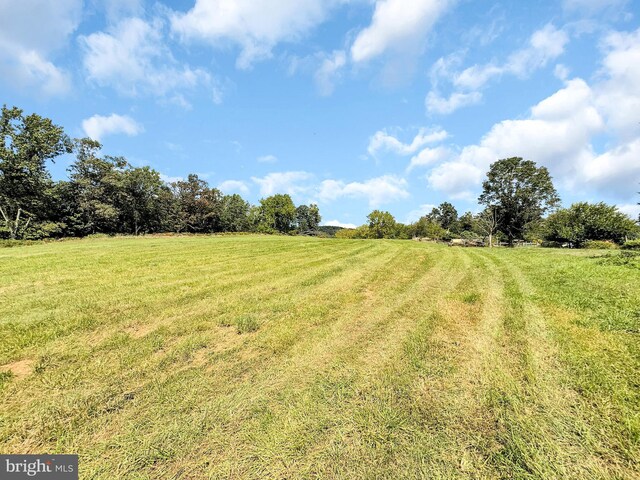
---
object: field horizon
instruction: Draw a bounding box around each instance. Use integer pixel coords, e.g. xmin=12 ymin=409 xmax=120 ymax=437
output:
xmin=1 ymin=235 xmax=638 ymax=479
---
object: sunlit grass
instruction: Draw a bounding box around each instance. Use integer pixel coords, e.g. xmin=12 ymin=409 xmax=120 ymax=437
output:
xmin=1 ymin=236 xmax=638 ymax=478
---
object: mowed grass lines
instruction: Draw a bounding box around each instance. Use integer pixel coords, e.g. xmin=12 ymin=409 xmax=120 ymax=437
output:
xmin=0 ymin=236 xmax=638 ymax=479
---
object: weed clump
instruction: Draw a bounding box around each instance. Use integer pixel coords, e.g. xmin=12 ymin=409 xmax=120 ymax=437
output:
xmin=236 ymin=315 xmax=260 ymax=334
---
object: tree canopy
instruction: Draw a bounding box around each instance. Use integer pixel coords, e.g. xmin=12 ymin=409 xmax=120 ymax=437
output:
xmin=544 ymin=202 xmax=639 ymax=246
xmin=479 ymin=157 xmax=560 ymax=245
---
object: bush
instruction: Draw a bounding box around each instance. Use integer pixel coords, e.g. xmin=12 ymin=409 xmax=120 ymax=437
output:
xmin=622 ymin=239 xmax=640 ymax=250
xmin=583 ymin=240 xmax=619 ymax=250
xmin=335 ymin=228 xmax=357 ymax=239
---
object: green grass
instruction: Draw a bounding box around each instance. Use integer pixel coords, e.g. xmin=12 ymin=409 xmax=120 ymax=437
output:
xmin=0 ymin=236 xmax=638 ymax=479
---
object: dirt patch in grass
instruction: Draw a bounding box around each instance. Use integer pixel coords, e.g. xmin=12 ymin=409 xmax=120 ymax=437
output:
xmin=125 ymin=323 xmax=158 ymax=339
xmin=0 ymin=359 xmax=33 ymax=380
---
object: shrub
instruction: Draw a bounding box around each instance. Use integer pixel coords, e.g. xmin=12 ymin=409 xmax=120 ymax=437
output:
xmin=622 ymin=239 xmax=640 ymax=250
xmin=335 ymin=228 xmax=358 ymax=239
xmin=583 ymin=240 xmax=619 ymax=250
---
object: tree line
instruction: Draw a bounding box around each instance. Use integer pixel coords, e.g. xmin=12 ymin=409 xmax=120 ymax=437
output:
xmin=0 ymin=106 xmax=321 ymax=240
xmin=2 ymin=105 xmax=638 ymax=247
xmin=338 ymin=157 xmax=640 ymax=248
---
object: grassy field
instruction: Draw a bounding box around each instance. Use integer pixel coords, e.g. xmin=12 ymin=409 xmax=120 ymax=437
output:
xmin=0 ymin=236 xmax=638 ymax=479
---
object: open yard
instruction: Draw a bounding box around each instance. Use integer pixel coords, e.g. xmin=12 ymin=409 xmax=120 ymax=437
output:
xmin=0 ymin=236 xmax=638 ymax=479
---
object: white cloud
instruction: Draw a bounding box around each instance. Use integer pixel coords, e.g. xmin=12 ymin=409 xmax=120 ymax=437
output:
xmin=554 ymin=64 xmax=570 ymax=80
xmin=405 ymin=203 xmax=436 ymax=223
xmin=218 ymin=180 xmax=250 ymax=195
xmin=427 ymin=24 xmax=569 ymax=116
xmin=581 ymin=139 xmax=640 ymax=194
xmin=2 ymin=51 xmax=71 ymax=96
xmin=82 ymin=114 xmax=144 ymax=141
xmin=160 ymin=174 xmax=184 ymax=183
xmin=351 ymin=0 xmax=452 ymax=63
xmin=453 ymin=24 xmax=569 ymax=90
xmin=368 ymin=128 xmax=448 ymax=157
xmin=563 ymin=0 xmax=627 ymax=14
xmin=407 ymin=146 xmax=452 ymax=172
xmin=0 ymin=0 xmax=82 ymax=53
xmin=322 ymin=220 xmax=358 ymax=229
xmin=0 ymin=0 xmax=81 ymax=96
xmin=427 ymin=161 xmax=484 ymax=200
xmin=315 ymin=50 xmax=347 ymax=96
xmin=594 ymin=29 xmax=640 ymax=141
xmin=252 ymin=171 xmax=313 ymax=197
xmin=171 ymin=0 xmax=345 ymax=69
xmin=424 ymin=26 xmax=640 ymax=204
xmin=96 ymin=0 xmax=144 ymax=22
xmin=426 ymin=91 xmax=482 ymax=114
xmin=319 ymin=175 xmax=409 ymax=207
xmin=80 ymin=17 xmax=213 ymax=103
xmin=617 ymin=203 xmax=640 ymax=220
xmin=426 ymin=78 xmax=604 ymax=198
xmin=257 ymin=154 xmax=278 ymax=163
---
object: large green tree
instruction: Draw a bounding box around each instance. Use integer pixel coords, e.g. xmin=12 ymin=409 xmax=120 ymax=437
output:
xmin=367 ymin=210 xmax=396 ymax=239
xmin=170 ymin=174 xmax=223 ymax=233
xmin=430 ymin=202 xmax=459 ymax=232
xmin=479 ymin=157 xmax=560 ymax=245
xmin=411 ymin=216 xmax=446 ymax=239
xmin=258 ymin=194 xmax=296 ymax=233
xmin=295 ymin=203 xmax=321 ymax=232
xmin=66 ymin=139 xmax=128 ymax=235
xmin=220 ymin=194 xmax=251 ymax=232
xmin=0 ymin=105 xmax=72 ymax=238
xmin=120 ymin=166 xmax=172 ymax=235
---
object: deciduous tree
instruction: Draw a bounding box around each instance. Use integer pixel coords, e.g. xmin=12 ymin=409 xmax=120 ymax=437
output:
xmin=258 ymin=194 xmax=296 ymax=233
xmin=479 ymin=157 xmax=560 ymax=246
xmin=544 ymin=202 xmax=639 ymax=246
xmin=367 ymin=210 xmax=396 ymax=239
xmin=0 ymin=105 xmax=72 ymax=238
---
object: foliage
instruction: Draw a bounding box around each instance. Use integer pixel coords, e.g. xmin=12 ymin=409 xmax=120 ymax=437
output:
xmin=0 ymin=105 xmax=72 ymax=239
xmin=0 ymin=106 xmax=334 ymax=239
xmin=622 ymin=239 xmax=640 ymax=250
xmin=411 ymin=216 xmax=446 ymax=239
xmin=428 ymin=202 xmax=458 ymax=232
xmin=220 ymin=194 xmax=251 ymax=232
xmin=170 ymin=174 xmax=223 ymax=233
xmin=367 ymin=210 xmax=396 ymax=239
xmin=295 ymin=203 xmax=321 ymax=232
xmin=595 ymin=251 xmax=640 ymax=268
xmin=479 ymin=157 xmax=560 ymax=245
xmin=258 ymin=194 xmax=297 ymax=233
xmin=544 ymin=202 xmax=639 ymax=247
xmin=583 ymin=240 xmax=619 ymax=250
xmin=335 ymin=225 xmax=371 ymax=239
xmin=317 ymin=225 xmax=343 ymax=237
xmin=334 ymin=228 xmax=357 ymax=239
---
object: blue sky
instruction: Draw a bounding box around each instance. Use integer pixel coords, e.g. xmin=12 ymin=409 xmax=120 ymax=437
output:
xmin=1 ymin=0 xmax=639 ymax=227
